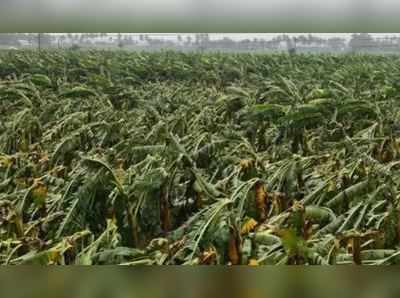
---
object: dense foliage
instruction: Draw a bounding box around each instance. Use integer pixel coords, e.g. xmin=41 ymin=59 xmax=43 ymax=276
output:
xmin=1 ymin=50 xmax=400 ymax=265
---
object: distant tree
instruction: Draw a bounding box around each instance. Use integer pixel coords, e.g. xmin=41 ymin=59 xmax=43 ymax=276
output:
xmin=327 ymin=37 xmax=346 ymax=51
xmin=59 ymin=35 xmax=66 ymax=48
xmin=67 ymin=33 xmax=73 ymax=43
xmin=295 ymin=35 xmax=307 ymax=47
xmin=252 ymin=38 xmax=259 ymax=49
xmin=349 ymin=33 xmax=375 ymax=52
xmin=38 ymin=34 xmax=53 ymax=47
xmin=125 ymin=35 xmax=133 ymax=45
xmin=219 ymin=37 xmax=235 ymax=49
xmin=287 ymin=37 xmax=297 ymax=54
xmin=26 ymin=34 xmax=37 ymax=45
xmin=117 ymin=33 xmax=123 ymax=48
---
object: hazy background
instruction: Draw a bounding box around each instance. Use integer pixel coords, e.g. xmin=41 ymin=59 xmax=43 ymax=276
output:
xmin=2 ymin=33 xmax=400 ymax=54
xmin=1 ymin=0 xmax=400 ymax=31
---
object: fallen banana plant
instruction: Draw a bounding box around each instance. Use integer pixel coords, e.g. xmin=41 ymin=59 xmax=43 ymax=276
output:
xmin=1 ymin=50 xmax=400 ymax=265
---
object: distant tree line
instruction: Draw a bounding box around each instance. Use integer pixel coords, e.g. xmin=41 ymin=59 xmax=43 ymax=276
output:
xmin=1 ymin=33 xmax=400 ymax=53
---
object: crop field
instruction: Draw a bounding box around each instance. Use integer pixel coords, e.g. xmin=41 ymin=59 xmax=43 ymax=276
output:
xmin=1 ymin=50 xmax=400 ymax=265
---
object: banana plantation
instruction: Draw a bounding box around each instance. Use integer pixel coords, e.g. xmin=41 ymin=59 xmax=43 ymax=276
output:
xmin=1 ymin=50 xmax=400 ymax=265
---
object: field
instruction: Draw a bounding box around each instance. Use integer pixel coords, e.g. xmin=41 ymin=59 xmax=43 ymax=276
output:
xmin=1 ymin=50 xmax=400 ymax=265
